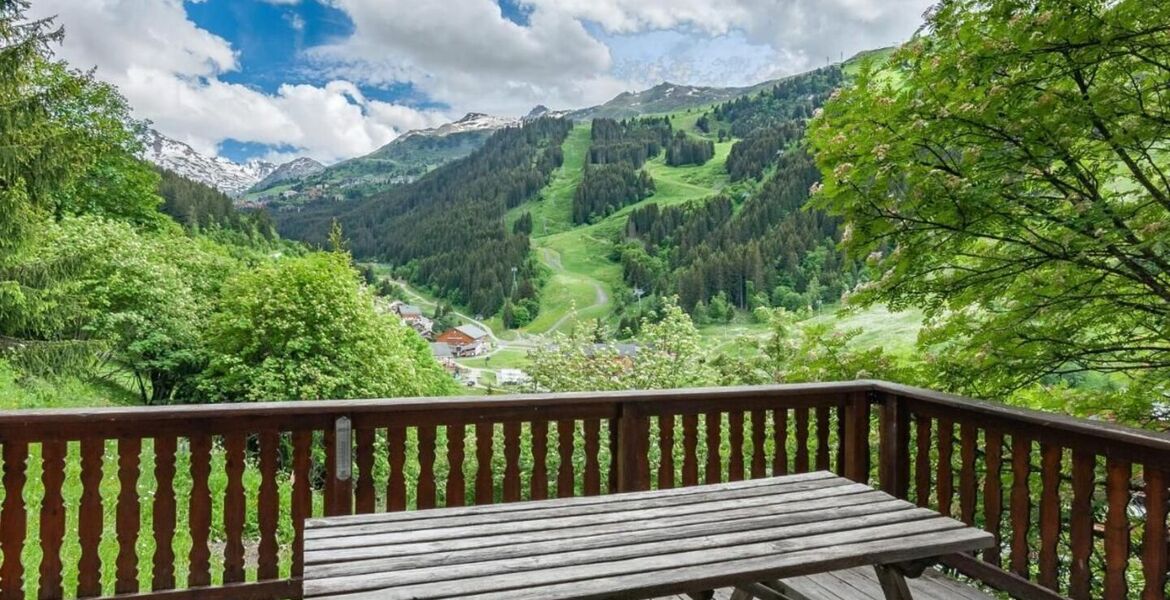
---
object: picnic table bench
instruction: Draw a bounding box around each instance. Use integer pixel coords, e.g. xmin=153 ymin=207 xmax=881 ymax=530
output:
xmin=302 ymin=471 xmax=994 ymax=600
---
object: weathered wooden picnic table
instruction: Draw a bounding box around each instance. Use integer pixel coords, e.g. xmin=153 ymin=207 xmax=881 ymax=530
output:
xmin=302 ymin=471 xmax=994 ymax=600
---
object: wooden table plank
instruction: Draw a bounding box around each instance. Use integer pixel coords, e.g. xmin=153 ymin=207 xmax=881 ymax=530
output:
xmin=306 ymin=471 xmax=838 ymax=535
xmin=307 ymin=480 xmax=871 ymax=553
xmin=304 ymin=472 xmax=993 ymax=600
xmin=306 ymin=495 xmax=905 ymax=570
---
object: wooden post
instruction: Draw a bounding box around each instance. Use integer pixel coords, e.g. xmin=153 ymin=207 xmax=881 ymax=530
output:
xmin=843 ymin=391 xmax=871 ymax=483
xmin=615 ymin=403 xmax=650 ymax=492
xmin=878 ymin=392 xmax=911 ymax=498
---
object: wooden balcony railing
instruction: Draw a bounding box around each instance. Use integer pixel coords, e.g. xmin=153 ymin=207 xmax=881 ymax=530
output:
xmin=0 ymin=381 xmax=1166 ymax=600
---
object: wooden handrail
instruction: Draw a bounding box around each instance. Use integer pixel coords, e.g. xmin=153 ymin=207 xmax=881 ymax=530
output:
xmin=871 ymin=380 xmax=1170 ymax=455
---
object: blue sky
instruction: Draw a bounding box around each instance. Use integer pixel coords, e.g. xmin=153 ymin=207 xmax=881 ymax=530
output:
xmin=37 ymin=0 xmax=931 ymax=164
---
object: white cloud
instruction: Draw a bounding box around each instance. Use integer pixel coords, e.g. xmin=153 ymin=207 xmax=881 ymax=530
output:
xmin=309 ymin=0 xmax=632 ymax=115
xmin=312 ymin=0 xmax=930 ymax=116
xmin=30 ymin=0 xmax=931 ymax=163
xmin=32 ymin=0 xmax=448 ymax=163
xmin=528 ymin=0 xmax=932 ymax=75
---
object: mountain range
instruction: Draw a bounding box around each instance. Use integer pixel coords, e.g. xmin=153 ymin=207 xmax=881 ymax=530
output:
xmin=143 ymin=129 xmax=279 ymax=197
xmin=141 ymin=77 xmax=781 ymax=202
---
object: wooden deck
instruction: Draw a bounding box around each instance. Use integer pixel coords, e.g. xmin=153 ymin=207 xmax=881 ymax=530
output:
xmin=654 ymin=567 xmax=993 ymax=599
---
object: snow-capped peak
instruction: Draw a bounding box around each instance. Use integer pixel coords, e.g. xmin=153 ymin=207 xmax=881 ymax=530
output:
xmin=250 ymin=157 xmax=325 ymax=193
xmin=142 ymin=129 xmax=276 ymax=197
xmin=399 ymin=112 xmax=519 ymax=141
xmin=524 ymin=105 xmax=572 ymax=120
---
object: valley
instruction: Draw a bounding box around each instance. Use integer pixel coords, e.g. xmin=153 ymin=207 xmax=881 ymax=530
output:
xmin=261 ymin=54 xmax=890 ymax=379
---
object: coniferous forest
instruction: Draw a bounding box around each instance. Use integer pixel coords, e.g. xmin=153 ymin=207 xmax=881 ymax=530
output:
xmin=276 ymin=118 xmax=572 ymax=316
xmin=572 ymin=118 xmax=670 ymax=224
xmin=665 ymin=131 xmax=715 ymax=166
xmin=617 ymin=67 xmax=854 ymax=319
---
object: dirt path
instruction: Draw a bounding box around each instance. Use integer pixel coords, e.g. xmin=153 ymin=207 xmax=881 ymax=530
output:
xmin=539 ymin=247 xmax=610 ymax=334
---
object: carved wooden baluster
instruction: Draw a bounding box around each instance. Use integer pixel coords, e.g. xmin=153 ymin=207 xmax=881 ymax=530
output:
xmin=151 ymin=436 xmax=177 ymax=591
xmin=728 ymin=411 xmax=745 ymax=482
xmin=584 ymin=419 xmax=601 ymax=495
xmin=1068 ymin=450 xmax=1095 ymax=600
xmin=324 ymin=426 xmax=336 ymax=515
xmin=291 ymin=430 xmax=311 ymax=578
xmin=354 ymin=427 xmax=376 ymax=514
xmin=77 ymin=438 xmax=104 ymax=598
xmin=475 ymin=423 xmax=493 ymax=504
xmin=682 ymin=414 xmax=699 ymax=486
xmin=914 ymin=415 xmax=932 ymax=508
xmin=502 ymin=422 xmax=521 ymax=503
xmin=115 ymin=438 xmax=141 ymax=594
xmin=39 ymin=440 xmax=67 ymax=599
xmin=936 ymin=418 xmax=954 ymax=517
xmin=556 ymin=420 xmax=574 ymax=497
xmin=657 ymin=415 xmax=674 ymax=490
xmin=835 ymin=405 xmax=847 ymax=476
xmin=1104 ymin=459 xmax=1131 ymax=599
xmin=418 ymin=425 xmax=437 ymax=509
xmin=387 ymin=425 xmax=407 ymax=511
xmin=607 ymin=418 xmax=619 ymax=494
xmin=794 ymin=407 xmax=810 ymax=473
xmin=1038 ymin=443 xmax=1062 ymax=591
xmin=772 ymin=409 xmax=788 ymax=476
xmin=1142 ymin=466 xmax=1168 ymax=600
xmin=0 ymin=441 xmax=28 ymax=600
xmin=257 ymin=431 xmax=280 ymax=581
xmin=222 ymin=432 xmax=246 ymax=584
xmin=447 ymin=424 xmax=467 ymax=506
xmin=1008 ymin=435 xmax=1032 ymax=579
xmin=529 ymin=421 xmax=547 ymax=501
xmin=704 ymin=411 xmax=721 ymax=484
xmin=750 ymin=409 xmax=766 ymax=479
xmin=814 ymin=406 xmax=831 ymax=471
xmin=188 ymin=433 xmax=212 ymax=588
xmin=958 ymin=424 xmax=977 ymax=525
xmin=982 ymin=430 xmax=1004 ymax=568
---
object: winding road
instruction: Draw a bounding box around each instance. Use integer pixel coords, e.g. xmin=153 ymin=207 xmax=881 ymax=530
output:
xmin=538 ymin=247 xmax=609 ymax=334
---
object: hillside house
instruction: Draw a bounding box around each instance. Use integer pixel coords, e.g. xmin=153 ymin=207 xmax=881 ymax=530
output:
xmin=436 ymin=324 xmax=490 ymax=357
xmin=429 ymin=342 xmax=467 ymax=379
xmin=390 ymin=301 xmax=435 ymax=339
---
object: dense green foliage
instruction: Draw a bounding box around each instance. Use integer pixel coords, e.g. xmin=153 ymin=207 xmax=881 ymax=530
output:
xmin=529 ymin=297 xmax=715 ymax=391
xmin=573 ymin=162 xmax=655 ymax=224
xmin=725 ymin=121 xmax=805 ymax=181
xmin=571 ymin=117 xmax=669 ymax=224
xmin=1 ymin=216 xmax=237 ymax=402
xmin=810 ymin=0 xmax=1170 ymax=405
xmin=709 ymin=67 xmax=843 ymax=138
xmin=200 ymin=252 xmax=454 ymax=402
xmin=0 ymin=2 xmax=163 ymax=254
xmin=602 ymin=65 xmax=856 ymax=328
xmin=158 ymin=168 xmax=276 ymax=237
xmin=622 ymin=145 xmax=854 ymax=315
xmin=665 ymin=131 xmax=715 ymax=167
xmin=278 ymin=118 xmax=570 ymax=317
xmin=0 ymin=3 xmax=453 ymax=406
xmin=587 ymin=117 xmax=672 ymax=168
